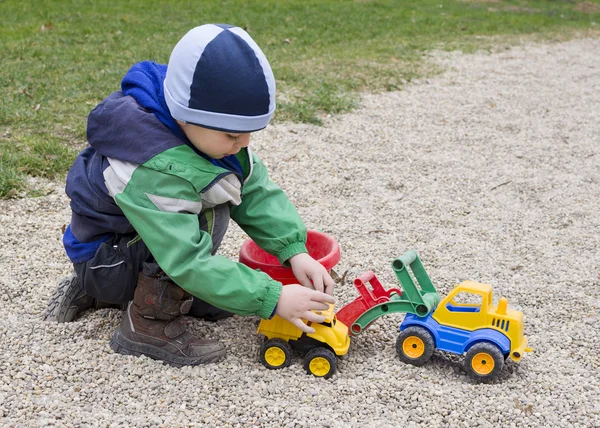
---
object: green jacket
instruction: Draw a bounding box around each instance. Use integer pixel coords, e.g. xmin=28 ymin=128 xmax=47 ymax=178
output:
xmin=104 ymin=145 xmax=308 ymax=319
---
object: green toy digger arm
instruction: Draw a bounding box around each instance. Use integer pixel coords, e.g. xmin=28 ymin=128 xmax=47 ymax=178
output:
xmin=392 ymin=250 xmax=440 ymax=316
xmin=343 ymin=251 xmax=441 ymax=336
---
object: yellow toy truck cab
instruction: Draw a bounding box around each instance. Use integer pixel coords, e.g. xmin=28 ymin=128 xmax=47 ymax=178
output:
xmin=432 ymin=280 xmax=530 ymax=362
xmin=257 ymin=303 xmax=350 ymax=379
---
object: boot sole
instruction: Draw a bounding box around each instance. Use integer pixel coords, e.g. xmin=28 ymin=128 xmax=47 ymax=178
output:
xmin=109 ymin=328 xmax=226 ymax=367
xmin=44 ymin=275 xmax=88 ymax=323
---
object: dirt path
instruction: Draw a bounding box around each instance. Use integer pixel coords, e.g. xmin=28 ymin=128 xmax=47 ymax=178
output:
xmin=1 ymin=37 xmax=599 ymax=427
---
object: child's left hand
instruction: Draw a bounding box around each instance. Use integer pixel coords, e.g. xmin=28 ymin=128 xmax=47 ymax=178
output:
xmin=289 ymin=252 xmax=335 ymax=295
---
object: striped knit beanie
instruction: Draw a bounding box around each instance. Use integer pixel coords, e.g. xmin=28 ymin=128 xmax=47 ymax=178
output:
xmin=163 ymin=24 xmax=276 ymax=133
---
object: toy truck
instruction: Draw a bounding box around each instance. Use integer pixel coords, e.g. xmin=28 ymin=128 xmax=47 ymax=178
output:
xmin=256 ymin=304 xmax=350 ymax=379
xmin=240 ymin=230 xmax=350 ymax=378
xmin=398 ymin=280 xmax=531 ymax=380
xmin=338 ymin=250 xmax=531 ymax=381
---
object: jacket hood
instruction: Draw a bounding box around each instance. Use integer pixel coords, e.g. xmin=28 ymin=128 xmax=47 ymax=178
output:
xmin=121 ymin=61 xmax=188 ymax=142
xmin=86 ymin=61 xmax=242 ymax=174
xmin=86 ymin=91 xmax=184 ymax=166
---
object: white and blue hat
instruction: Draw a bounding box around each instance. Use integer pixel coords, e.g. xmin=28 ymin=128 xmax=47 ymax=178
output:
xmin=164 ymin=24 xmax=276 ymax=133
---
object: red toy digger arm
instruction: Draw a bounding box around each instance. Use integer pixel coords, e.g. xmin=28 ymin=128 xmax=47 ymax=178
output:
xmin=336 ymin=271 xmax=402 ymax=333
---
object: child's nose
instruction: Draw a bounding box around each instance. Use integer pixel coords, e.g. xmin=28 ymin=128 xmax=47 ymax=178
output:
xmin=237 ymin=134 xmax=251 ymax=148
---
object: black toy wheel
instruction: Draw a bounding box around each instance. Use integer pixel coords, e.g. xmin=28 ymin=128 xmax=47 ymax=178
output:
xmin=464 ymin=342 xmax=504 ymax=381
xmin=303 ymin=347 xmax=336 ymax=379
xmin=396 ymin=326 xmax=435 ymax=366
xmin=260 ymin=338 xmax=293 ymax=370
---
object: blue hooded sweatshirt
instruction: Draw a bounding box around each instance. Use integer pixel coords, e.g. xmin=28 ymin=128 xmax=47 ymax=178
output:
xmin=63 ymin=61 xmax=242 ymax=263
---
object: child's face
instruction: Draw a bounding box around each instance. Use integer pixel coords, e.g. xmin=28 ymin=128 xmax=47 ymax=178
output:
xmin=177 ymin=121 xmax=251 ymax=159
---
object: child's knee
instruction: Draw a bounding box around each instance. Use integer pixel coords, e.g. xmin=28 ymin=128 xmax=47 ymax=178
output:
xmin=74 ymin=242 xmax=137 ymax=304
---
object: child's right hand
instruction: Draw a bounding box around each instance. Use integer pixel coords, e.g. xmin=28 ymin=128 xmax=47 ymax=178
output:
xmin=275 ymin=284 xmax=335 ymax=334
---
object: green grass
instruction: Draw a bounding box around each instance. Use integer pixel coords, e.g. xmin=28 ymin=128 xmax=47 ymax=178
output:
xmin=1 ymin=0 xmax=599 ymax=197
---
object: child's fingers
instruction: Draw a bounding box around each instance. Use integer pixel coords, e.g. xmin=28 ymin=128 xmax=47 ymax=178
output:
xmin=308 ymin=301 xmax=330 ymax=312
xmin=310 ymin=290 xmax=335 ymax=304
xmin=323 ymin=274 xmax=335 ymax=296
xmin=324 ymin=283 xmax=334 ymax=296
xmin=311 ymin=275 xmax=325 ymax=294
xmin=303 ymin=311 xmax=326 ymax=324
xmin=295 ymin=272 xmax=314 ymax=290
xmin=292 ymin=317 xmax=315 ymax=334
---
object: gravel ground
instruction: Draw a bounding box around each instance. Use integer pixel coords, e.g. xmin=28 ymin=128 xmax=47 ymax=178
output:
xmin=1 ymin=36 xmax=599 ymax=427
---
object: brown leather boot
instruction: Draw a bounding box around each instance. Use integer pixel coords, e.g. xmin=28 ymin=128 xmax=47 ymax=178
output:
xmin=109 ymin=269 xmax=226 ymax=366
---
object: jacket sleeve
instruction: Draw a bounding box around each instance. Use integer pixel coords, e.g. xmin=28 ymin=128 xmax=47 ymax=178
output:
xmin=230 ymin=151 xmax=308 ymax=265
xmin=112 ymin=164 xmax=281 ymax=319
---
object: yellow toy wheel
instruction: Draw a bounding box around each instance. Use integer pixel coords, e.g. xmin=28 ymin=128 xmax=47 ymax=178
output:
xmin=464 ymin=342 xmax=504 ymax=381
xmin=309 ymin=357 xmax=331 ymax=376
xmin=471 ymin=352 xmax=495 ymax=375
xmin=402 ymin=336 xmax=425 ymax=359
xmin=260 ymin=338 xmax=292 ymax=370
xmin=396 ymin=326 xmax=435 ymax=366
xmin=303 ymin=347 xmax=336 ymax=379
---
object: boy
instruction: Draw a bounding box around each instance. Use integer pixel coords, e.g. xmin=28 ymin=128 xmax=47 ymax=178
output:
xmin=46 ymin=24 xmax=336 ymax=366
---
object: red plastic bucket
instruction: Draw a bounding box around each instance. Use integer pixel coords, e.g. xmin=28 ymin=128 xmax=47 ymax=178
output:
xmin=239 ymin=230 xmax=341 ymax=285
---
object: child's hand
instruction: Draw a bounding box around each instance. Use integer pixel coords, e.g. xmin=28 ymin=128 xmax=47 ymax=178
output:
xmin=275 ymin=284 xmax=335 ymax=334
xmin=288 ymin=252 xmax=336 ymax=295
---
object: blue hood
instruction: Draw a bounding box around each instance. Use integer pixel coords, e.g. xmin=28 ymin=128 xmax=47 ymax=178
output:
xmin=121 ymin=61 xmax=242 ymax=175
